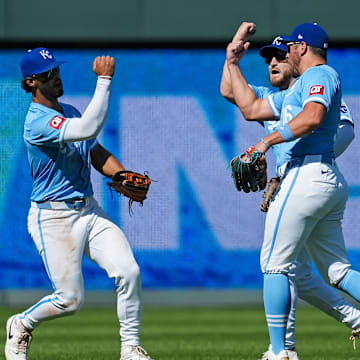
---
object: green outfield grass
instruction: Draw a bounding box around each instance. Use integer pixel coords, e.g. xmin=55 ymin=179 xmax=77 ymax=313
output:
xmin=0 ymin=306 xmax=358 ymax=359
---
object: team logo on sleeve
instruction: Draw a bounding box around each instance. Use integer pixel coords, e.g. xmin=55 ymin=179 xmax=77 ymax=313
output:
xmin=49 ymin=116 xmax=66 ymax=130
xmin=309 ymin=85 xmax=324 ymax=95
xmin=340 ymin=104 xmax=348 ymax=113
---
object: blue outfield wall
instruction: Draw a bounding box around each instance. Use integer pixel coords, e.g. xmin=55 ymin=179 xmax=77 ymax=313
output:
xmin=1 ymin=48 xmax=360 ymax=290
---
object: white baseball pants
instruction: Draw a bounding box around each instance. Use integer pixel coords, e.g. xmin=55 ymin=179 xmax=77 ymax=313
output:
xmin=22 ymin=197 xmax=142 ymax=345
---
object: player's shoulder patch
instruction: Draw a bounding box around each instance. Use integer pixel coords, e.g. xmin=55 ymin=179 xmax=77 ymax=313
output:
xmin=340 ymin=103 xmax=349 ymax=114
xmin=49 ymin=116 xmax=67 ymax=130
xmin=309 ymin=85 xmax=324 ymax=96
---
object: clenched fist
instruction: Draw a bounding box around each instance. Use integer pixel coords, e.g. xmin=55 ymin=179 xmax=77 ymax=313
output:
xmin=93 ymin=56 xmax=115 ymax=78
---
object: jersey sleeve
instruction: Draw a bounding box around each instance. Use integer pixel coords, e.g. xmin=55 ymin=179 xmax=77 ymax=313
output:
xmin=340 ymin=99 xmax=354 ymax=126
xmin=300 ymin=67 xmax=340 ymax=111
xmin=266 ymin=89 xmax=286 ymax=118
xmin=88 ymin=138 xmax=98 ymax=151
xmin=24 ymin=113 xmax=72 ymax=147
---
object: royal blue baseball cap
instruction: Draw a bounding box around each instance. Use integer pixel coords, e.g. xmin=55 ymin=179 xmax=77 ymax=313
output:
xmin=259 ymin=36 xmax=288 ymax=58
xmin=280 ymin=23 xmax=328 ymax=49
xmin=20 ymin=47 xmax=66 ymax=78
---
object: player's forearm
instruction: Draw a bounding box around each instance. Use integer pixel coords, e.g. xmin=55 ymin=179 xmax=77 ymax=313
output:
xmin=220 ymin=61 xmax=236 ymax=104
xmin=101 ymin=156 xmax=126 ymax=177
xmin=256 ymin=103 xmax=326 ymax=153
xmin=62 ymin=78 xmax=111 ymax=142
xmin=91 ymin=144 xmax=125 ymax=176
xmin=227 ymin=63 xmax=271 ymax=120
xmin=221 ymin=22 xmax=256 ymax=103
xmin=334 ymin=122 xmax=355 ymax=157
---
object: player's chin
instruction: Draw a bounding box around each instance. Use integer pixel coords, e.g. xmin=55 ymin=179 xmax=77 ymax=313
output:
xmin=270 ymin=75 xmax=284 ymax=88
xmin=56 ymin=88 xmax=64 ymax=98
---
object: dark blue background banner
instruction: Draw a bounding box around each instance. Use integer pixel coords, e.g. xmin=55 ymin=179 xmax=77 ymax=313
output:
xmin=1 ymin=48 xmax=360 ymax=290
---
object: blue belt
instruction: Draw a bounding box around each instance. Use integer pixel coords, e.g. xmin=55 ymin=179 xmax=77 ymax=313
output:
xmin=34 ymin=197 xmax=91 ymax=210
xmin=278 ymin=154 xmax=335 ymax=177
xmin=286 ymin=154 xmax=335 ymax=171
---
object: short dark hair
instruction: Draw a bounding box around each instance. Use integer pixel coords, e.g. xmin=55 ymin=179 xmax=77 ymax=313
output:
xmin=308 ymin=45 xmax=327 ymax=61
xmin=21 ymin=79 xmax=34 ymax=93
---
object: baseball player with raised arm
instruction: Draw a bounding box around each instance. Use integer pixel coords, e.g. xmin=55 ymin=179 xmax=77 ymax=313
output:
xmin=5 ymin=48 xmax=155 ymax=360
xmin=225 ymin=23 xmax=360 ymax=360
xmin=221 ymin=24 xmax=359 ymax=360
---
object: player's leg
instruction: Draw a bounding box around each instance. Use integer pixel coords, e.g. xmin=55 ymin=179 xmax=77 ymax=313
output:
xmin=261 ymin=168 xmax=317 ymax=357
xmin=5 ymin=204 xmax=87 ymax=359
xmin=296 ymin=246 xmax=360 ymax=330
xmin=261 ymin=161 xmax=347 ymax=357
xmin=84 ymin=199 xmax=153 ymax=359
xmin=21 ymin=205 xmax=87 ymax=327
xmin=306 ymin=207 xmax=360 ymax=308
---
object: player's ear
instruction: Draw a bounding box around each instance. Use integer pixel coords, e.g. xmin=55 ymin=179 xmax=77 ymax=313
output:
xmin=300 ymin=41 xmax=307 ymax=56
xmin=25 ymin=77 xmax=37 ymax=88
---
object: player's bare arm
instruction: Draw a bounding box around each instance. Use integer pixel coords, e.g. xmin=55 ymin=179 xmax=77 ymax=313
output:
xmin=256 ymin=102 xmax=327 ymax=153
xmin=220 ymin=22 xmax=256 ymax=102
xmin=90 ymin=143 xmax=125 ymax=177
xmin=226 ymin=41 xmax=274 ymax=121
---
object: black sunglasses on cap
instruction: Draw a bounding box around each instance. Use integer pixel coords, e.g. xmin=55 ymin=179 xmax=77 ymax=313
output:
xmin=265 ymin=51 xmax=288 ymax=65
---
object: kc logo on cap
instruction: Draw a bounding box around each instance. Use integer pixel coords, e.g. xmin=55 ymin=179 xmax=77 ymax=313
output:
xmin=20 ymin=47 xmax=66 ymax=78
xmin=39 ymin=49 xmax=53 ymax=60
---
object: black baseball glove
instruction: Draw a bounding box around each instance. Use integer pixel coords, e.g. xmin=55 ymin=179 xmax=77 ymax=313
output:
xmin=230 ymin=146 xmax=267 ymax=193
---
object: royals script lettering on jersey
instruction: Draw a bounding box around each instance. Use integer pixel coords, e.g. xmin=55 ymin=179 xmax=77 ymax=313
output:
xmin=23 ymin=102 xmax=97 ymax=201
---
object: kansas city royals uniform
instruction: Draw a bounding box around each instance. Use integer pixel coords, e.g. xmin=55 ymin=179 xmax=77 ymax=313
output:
xmin=262 ymin=65 xmax=349 ymax=277
xmin=251 ymin=84 xmax=360 ymax=349
xmin=258 ymin=64 xmax=360 ymax=353
xmin=22 ymin=102 xmax=142 ymax=345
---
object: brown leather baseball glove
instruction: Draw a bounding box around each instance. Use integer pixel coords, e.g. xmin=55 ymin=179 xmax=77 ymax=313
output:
xmin=260 ymin=177 xmax=280 ymax=212
xmin=108 ymin=170 xmax=151 ymax=212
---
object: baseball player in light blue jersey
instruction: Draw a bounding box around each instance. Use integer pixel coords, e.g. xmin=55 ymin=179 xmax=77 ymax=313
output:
xmin=5 ymin=48 xmax=155 ymax=360
xmin=222 ymin=25 xmax=359 ymax=360
xmin=224 ymin=22 xmax=360 ymax=360
xmin=256 ymin=38 xmax=357 ymax=360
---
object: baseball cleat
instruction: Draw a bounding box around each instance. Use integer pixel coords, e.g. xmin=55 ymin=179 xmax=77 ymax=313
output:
xmin=5 ymin=315 xmax=32 ymax=360
xmin=350 ymin=327 xmax=360 ymax=349
xmin=258 ymin=345 xmax=291 ymax=360
xmin=120 ymin=345 xmax=155 ymax=360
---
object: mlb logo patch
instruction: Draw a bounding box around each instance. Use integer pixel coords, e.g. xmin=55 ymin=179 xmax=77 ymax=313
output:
xmin=309 ymin=85 xmax=324 ymax=95
xmin=49 ymin=116 xmax=66 ymax=130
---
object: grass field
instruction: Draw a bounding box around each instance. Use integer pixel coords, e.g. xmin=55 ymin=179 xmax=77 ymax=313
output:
xmin=0 ymin=306 xmax=358 ymax=359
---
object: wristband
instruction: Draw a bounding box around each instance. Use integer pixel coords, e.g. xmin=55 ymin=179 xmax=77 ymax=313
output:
xmin=98 ymin=75 xmax=112 ymax=80
xmin=278 ymin=123 xmax=295 ymax=142
xmin=261 ymin=138 xmax=271 ymax=149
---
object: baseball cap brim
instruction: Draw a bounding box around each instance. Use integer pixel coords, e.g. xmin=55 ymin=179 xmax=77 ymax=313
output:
xmin=259 ymin=43 xmax=287 ymax=58
xmin=278 ymin=36 xmax=297 ymax=44
xmin=29 ymin=60 xmax=67 ymax=76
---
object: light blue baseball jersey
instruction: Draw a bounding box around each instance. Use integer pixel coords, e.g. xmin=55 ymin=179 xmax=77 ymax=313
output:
xmin=266 ymin=65 xmax=342 ymax=167
xmin=250 ymin=83 xmax=353 ymax=169
xmin=24 ymin=102 xmax=98 ymax=201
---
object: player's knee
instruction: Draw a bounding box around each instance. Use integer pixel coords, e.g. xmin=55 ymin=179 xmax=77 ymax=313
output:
xmin=116 ymin=263 xmax=141 ymax=290
xmin=328 ymin=262 xmax=351 ymax=287
xmin=124 ymin=263 xmax=141 ymax=285
xmin=55 ymin=289 xmax=85 ymax=314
